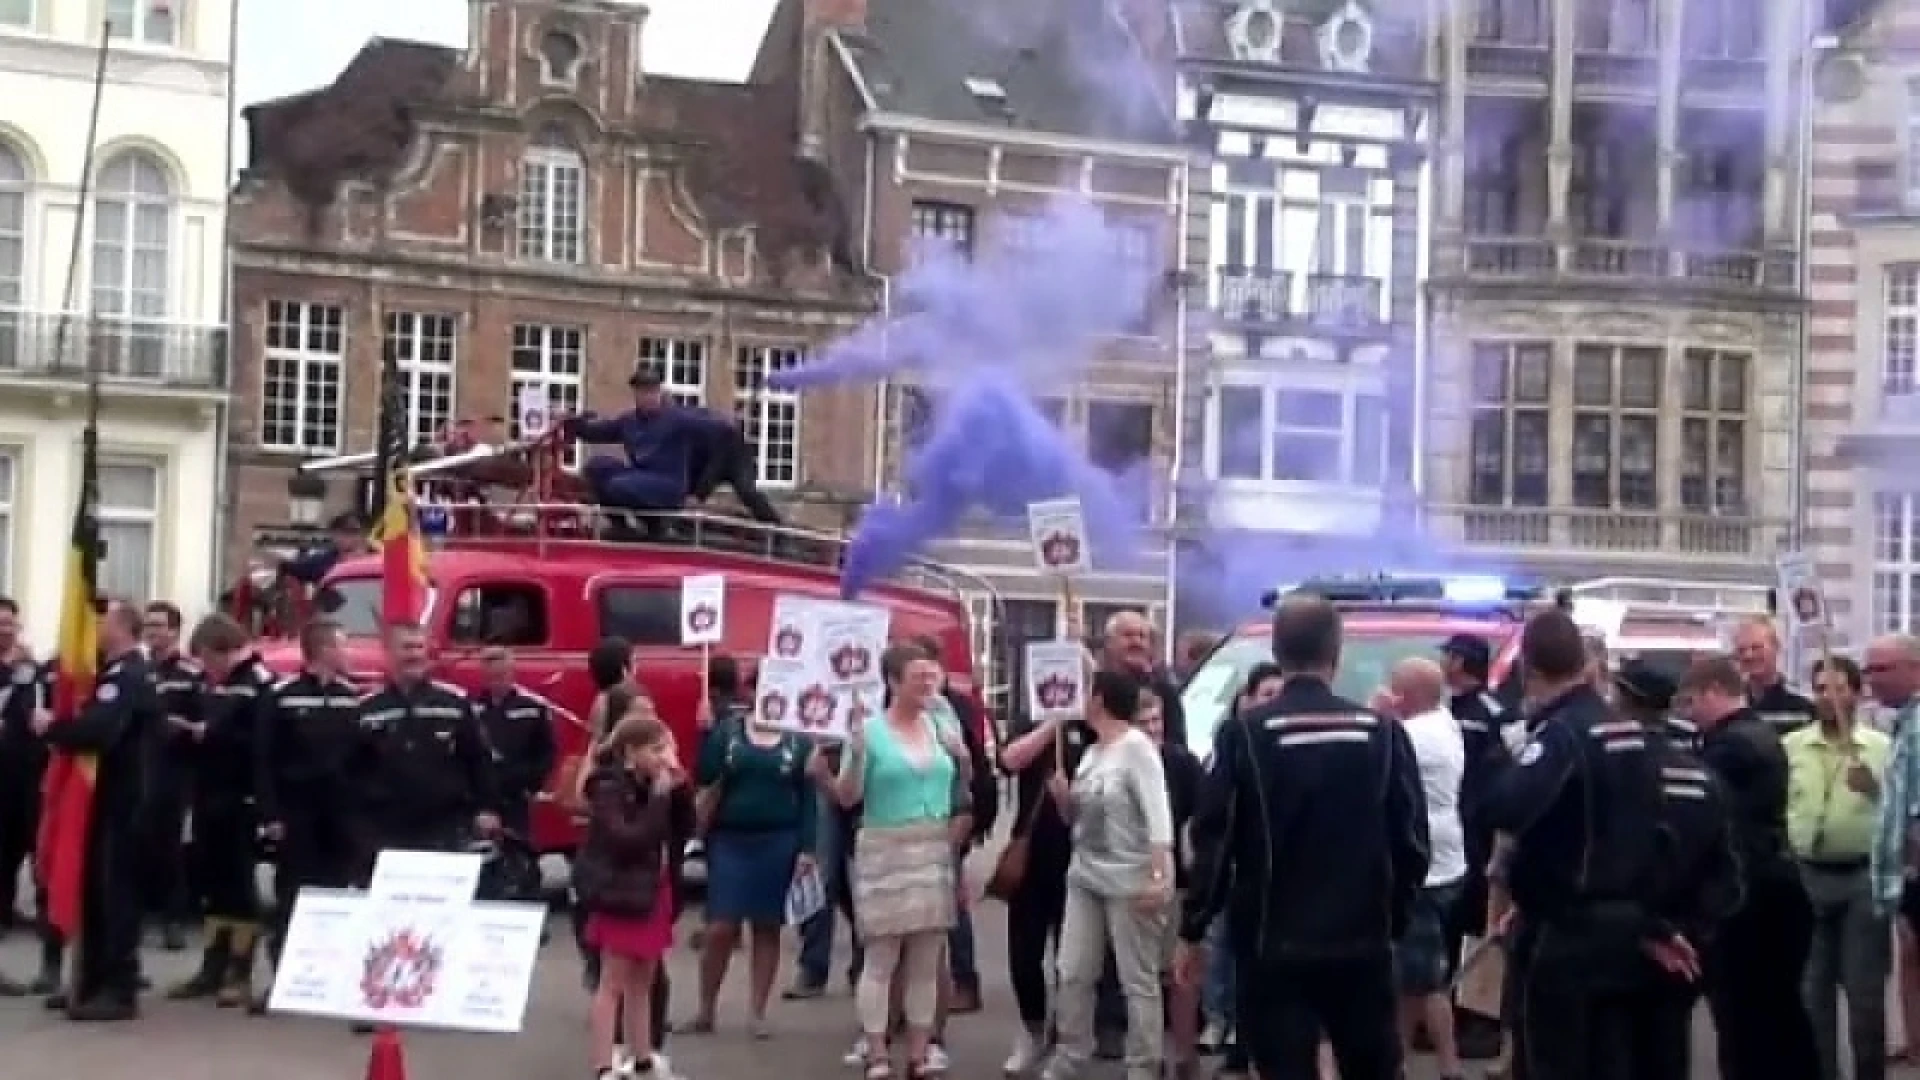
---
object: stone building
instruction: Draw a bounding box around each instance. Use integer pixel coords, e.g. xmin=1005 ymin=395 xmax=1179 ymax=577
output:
xmin=1423 ymin=0 xmax=1806 ymax=586
xmin=226 ymin=0 xmax=875 ymax=575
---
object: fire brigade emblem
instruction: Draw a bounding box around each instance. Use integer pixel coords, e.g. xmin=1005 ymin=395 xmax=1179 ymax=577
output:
xmin=1036 ymin=673 xmax=1079 ymax=711
xmin=1039 ymin=530 xmax=1082 ymax=569
xmin=759 ymin=692 xmax=791 ymax=728
xmin=774 ymin=625 xmax=805 ymax=658
xmin=830 ymin=643 xmax=873 ymax=681
xmin=798 ymin=685 xmax=836 ymax=731
xmin=359 ymin=928 xmax=443 ymax=1010
xmin=687 ymin=603 xmax=719 ymax=635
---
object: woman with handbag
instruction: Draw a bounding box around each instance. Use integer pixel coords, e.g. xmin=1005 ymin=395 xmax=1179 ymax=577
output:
xmin=836 ymin=644 xmax=972 ymax=1080
xmin=575 ymin=710 xmax=691 ymax=1080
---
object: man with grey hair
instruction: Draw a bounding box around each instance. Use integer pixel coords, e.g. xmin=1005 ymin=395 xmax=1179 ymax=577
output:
xmin=1863 ymin=633 xmax=1920 ymax=1066
xmin=1099 ymin=610 xmax=1185 ymax=747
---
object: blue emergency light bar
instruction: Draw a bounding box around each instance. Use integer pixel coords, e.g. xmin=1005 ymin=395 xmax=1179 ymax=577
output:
xmin=1259 ymin=572 xmax=1555 ymax=610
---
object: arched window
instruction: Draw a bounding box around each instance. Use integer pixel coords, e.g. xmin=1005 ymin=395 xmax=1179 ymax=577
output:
xmin=517 ymin=128 xmax=584 ymax=264
xmin=0 ymin=141 xmax=25 ymax=311
xmin=91 ymin=150 xmax=173 ymax=376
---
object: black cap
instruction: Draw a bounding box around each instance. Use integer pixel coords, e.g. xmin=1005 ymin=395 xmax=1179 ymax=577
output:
xmin=628 ymin=366 xmax=663 ymax=389
xmin=1613 ymin=659 xmax=1677 ymax=713
xmin=1439 ymin=633 xmax=1492 ymax=680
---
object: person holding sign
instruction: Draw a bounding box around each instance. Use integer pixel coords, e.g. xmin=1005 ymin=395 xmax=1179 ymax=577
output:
xmin=574 ymin=713 xmax=694 ymax=1080
xmin=835 ymin=645 xmax=971 ymax=1080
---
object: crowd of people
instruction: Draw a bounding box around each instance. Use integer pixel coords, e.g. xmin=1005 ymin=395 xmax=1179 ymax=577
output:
xmin=18 ymin=577 xmax=1920 ymax=1080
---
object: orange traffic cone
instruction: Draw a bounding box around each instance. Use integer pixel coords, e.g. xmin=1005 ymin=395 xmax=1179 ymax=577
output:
xmin=365 ymin=1025 xmax=407 ymax=1080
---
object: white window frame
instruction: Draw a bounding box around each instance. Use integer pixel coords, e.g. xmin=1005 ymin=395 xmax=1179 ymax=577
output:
xmin=105 ymin=0 xmax=178 ymax=46
xmin=1313 ymin=198 xmax=1371 ymax=277
xmin=1908 ymin=82 xmax=1920 ymax=208
xmin=259 ymin=300 xmax=345 ymax=453
xmin=734 ymin=345 xmax=802 ymax=489
xmin=385 ymin=312 xmax=458 ymax=448
xmin=637 ymin=337 xmax=707 ymax=407
xmin=97 ymin=459 xmax=160 ymax=602
xmin=517 ymin=144 xmax=585 ymax=264
xmin=1873 ymin=491 xmax=1920 ymax=635
xmin=509 ymin=323 xmax=584 ymax=465
xmin=910 ymin=201 xmax=975 ymax=256
xmin=1887 ymin=266 xmax=1918 ymax=398
xmin=1205 ymin=378 xmax=1386 ymax=487
xmin=0 ymin=139 xmax=24 ymax=312
xmin=0 ymin=449 xmax=14 ymax=595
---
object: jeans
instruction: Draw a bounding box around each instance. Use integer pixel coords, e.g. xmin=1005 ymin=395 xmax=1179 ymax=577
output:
xmin=949 ymin=877 xmax=979 ymax=992
xmin=1801 ymin=864 xmax=1890 ymax=1080
xmin=1203 ymin=917 xmax=1236 ymax=1027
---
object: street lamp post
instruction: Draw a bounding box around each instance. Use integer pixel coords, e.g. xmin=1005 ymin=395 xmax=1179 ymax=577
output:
xmin=287 ymin=469 xmax=328 ymax=530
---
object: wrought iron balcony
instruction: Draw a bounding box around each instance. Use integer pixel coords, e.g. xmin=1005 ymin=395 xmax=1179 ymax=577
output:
xmin=1215 ymin=268 xmax=1293 ymax=325
xmin=1572 ymin=49 xmax=1659 ymax=91
xmin=0 ymin=309 xmax=227 ymax=389
xmin=1568 ymin=239 xmax=1669 ymax=277
xmin=1464 ymin=40 xmax=1550 ymax=82
xmin=1464 ymin=236 xmax=1557 ymax=275
xmin=1429 ymin=503 xmax=1783 ymax=561
xmin=1682 ymin=54 xmax=1765 ymax=96
xmin=1304 ymin=274 xmax=1384 ymax=327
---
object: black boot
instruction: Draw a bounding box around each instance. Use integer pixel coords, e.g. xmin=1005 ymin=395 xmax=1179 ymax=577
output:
xmin=166 ymin=920 xmax=230 ymax=1001
xmin=29 ymin=934 xmax=62 ymax=995
xmin=216 ymin=925 xmax=258 ymax=1008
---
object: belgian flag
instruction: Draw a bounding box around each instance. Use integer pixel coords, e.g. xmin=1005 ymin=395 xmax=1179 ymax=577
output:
xmin=368 ymin=338 xmax=427 ymax=625
xmin=37 ymin=422 xmax=102 ymax=940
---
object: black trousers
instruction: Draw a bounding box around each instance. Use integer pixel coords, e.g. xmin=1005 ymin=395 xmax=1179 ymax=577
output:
xmin=690 ymin=432 xmax=781 ymax=524
xmin=1707 ymin=873 xmax=1819 ymax=1080
xmin=190 ymin=800 xmax=261 ymax=921
xmin=1238 ymin=951 xmax=1401 ymax=1080
xmin=1006 ymin=855 xmax=1067 ymax=1032
xmin=74 ymin=814 xmax=142 ymax=1004
xmin=139 ymin=776 xmax=191 ymax=923
xmin=268 ymin=806 xmax=355 ymax=947
xmin=0 ymin=755 xmax=42 ymax=915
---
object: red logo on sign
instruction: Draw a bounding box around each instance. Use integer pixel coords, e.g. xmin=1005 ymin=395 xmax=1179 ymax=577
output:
xmin=1040 ymin=530 xmax=1081 ymax=569
xmin=359 ymin=929 xmax=443 ymax=1011
xmin=687 ymin=604 xmax=719 ymax=634
xmin=798 ymin=685 xmax=836 ymax=730
xmin=1037 ymin=673 xmax=1079 ymax=710
xmin=775 ymin=626 xmax=805 ymax=658
xmin=830 ymin=643 xmax=872 ymax=680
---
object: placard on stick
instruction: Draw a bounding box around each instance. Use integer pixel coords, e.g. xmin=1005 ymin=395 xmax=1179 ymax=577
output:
xmin=681 ymin=573 xmax=726 ymax=646
xmin=1025 ymin=640 xmax=1087 ymax=724
xmin=1027 ymin=498 xmax=1090 ymax=577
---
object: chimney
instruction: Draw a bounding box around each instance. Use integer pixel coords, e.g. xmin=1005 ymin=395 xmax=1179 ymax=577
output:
xmin=797 ymin=0 xmax=869 ymax=159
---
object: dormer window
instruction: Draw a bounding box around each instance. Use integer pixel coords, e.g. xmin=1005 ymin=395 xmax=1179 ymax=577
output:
xmin=1227 ymin=0 xmax=1284 ymax=64
xmin=540 ymin=29 xmax=582 ymax=87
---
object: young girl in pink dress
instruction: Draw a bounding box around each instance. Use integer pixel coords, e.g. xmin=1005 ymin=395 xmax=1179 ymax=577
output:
xmin=576 ymin=712 xmax=686 ymax=1079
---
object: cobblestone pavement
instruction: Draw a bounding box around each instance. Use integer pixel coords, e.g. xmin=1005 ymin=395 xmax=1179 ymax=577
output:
xmin=0 ymin=900 xmax=1905 ymax=1079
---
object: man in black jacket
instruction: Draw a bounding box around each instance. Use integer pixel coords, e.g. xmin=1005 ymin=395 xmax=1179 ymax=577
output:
xmin=1176 ymin=593 xmax=1428 ymax=1080
xmin=468 ymin=647 xmax=558 ymax=841
xmin=1680 ymin=654 xmax=1819 ymax=1080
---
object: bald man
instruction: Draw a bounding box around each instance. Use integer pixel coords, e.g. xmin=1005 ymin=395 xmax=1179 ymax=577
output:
xmin=1864 ymin=634 xmax=1920 ymax=1064
xmin=1382 ymin=659 xmax=1467 ymax=1079
xmin=1100 ymin=610 xmax=1186 ymax=748
xmin=1734 ymin=619 xmax=1816 ymax=735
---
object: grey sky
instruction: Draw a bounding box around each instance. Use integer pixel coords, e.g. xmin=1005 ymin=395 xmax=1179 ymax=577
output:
xmin=235 ymin=0 xmax=779 ymax=106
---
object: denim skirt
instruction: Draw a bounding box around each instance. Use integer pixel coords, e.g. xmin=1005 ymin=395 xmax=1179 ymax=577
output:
xmin=705 ymin=826 xmax=800 ymax=926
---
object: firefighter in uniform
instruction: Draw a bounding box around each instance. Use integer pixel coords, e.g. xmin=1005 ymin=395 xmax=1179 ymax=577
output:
xmin=1616 ymin=659 xmax=1744 ymax=1080
xmin=38 ymin=601 xmax=160 ymax=1022
xmin=0 ymin=612 xmax=44 ymax=996
xmin=1680 ymin=654 xmax=1820 ymax=1080
xmin=1175 ymin=593 xmax=1429 ymax=1080
xmin=1482 ymin=609 xmax=1667 ymax=1079
xmin=1438 ymin=633 xmax=1513 ymax=1059
xmin=347 ymin=621 xmax=501 ymax=871
xmin=165 ymin=614 xmax=273 ymax=1008
xmin=468 ymin=646 xmax=557 ymax=840
xmin=1733 ymin=617 xmax=1818 ymax=735
xmin=142 ymin=601 xmax=202 ymax=952
xmin=252 ymin=618 xmax=361 ymax=1014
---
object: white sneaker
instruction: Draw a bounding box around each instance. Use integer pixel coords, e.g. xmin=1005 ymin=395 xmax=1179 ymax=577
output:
xmin=923 ymin=1045 xmax=950 ymax=1075
xmin=646 ymin=1052 xmax=678 ymax=1079
xmin=1004 ymin=1031 xmax=1043 ymax=1075
xmin=844 ymin=1036 xmax=870 ymax=1067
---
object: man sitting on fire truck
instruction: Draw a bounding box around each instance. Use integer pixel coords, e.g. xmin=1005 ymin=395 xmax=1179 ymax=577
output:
xmin=571 ymin=367 xmax=707 ymax=521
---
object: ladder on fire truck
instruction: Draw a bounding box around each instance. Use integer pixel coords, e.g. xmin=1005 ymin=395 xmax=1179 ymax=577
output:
xmin=1562 ymin=576 xmax=1774 ymax=619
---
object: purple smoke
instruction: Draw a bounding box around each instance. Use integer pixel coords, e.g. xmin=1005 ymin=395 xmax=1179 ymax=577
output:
xmin=772 ymin=198 xmax=1159 ymax=597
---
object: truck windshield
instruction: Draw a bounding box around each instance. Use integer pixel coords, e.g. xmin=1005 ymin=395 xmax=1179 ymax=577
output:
xmin=316 ymin=577 xmax=434 ymax=637
xmin=1179 ymin=632 xmax=1451 ymax=758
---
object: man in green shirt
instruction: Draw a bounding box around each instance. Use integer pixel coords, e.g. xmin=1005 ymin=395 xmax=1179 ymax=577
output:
xmin=1785 ymin=655 xmax=1891 ymax=1080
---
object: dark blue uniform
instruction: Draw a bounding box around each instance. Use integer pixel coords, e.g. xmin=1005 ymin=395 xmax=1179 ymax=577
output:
xmin=1698 ymin=707 xmax=1819 ymax=1080
xmin=467 ymin=685 xmax=557 ymax=839
xmin=144 ymin=650 xmax=201 ymax=934
xmin=575 ymin=407 xmax=706 ymax=513
xmin=1181 ymin=676 xmax=1428 ymax=1080
xmin=0 ymin=654 xmax=46 ymax=929
xmin=1749 ymin=679 xmax=1817 ymax=738
xmin=346 ymin=678 xmax=500 ymax=877
xmin=1481 ymin=684 xmax=1665 ymax=1079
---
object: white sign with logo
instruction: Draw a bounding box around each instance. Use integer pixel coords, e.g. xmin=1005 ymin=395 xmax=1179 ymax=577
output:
xmin=760 ymin=594 xmax=891 ymax=740
xmin=516 ymin=384 xmax=550 ymax=439
xmin=268 ymin=850 xmax=545 ymax=1034
xmin=1024 ymin=640 xmax=1087 ymax=723
xmin=681 ymin=573 xmax=726 ymax=646
xmin=1775 ymin=550 xmax=1829 ymax=633
xmin=1027 ymin=497 xmax=1090 ymax=577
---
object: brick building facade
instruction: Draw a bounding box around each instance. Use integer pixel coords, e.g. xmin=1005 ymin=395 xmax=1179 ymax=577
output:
xmin=224 ymin=0 xmax=877 ymax=571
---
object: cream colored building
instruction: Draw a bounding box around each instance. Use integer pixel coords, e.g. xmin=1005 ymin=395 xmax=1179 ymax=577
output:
xmin=0 ymin=0 xmax=233 ymax=646
xmin=1422 ymin=0 xmax=1809 ymax=583
xmin=1802 ymin=0 xmax=1920 ymax=646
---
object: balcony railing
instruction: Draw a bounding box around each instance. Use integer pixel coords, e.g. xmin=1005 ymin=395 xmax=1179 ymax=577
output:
xmin=1430 ymin=504 xmax=1783 ymax=560
xmin=1216 ymin=268 xmax=1292 ymax=325
xmin=1683 ymin=54 xmax=1765 ymax=95
xmin=0 ymin=309 xmax=227 ymax=389
xmin=1465 ymin=236 xmax=1557 ymax=275
xmin=1569 ymin=239 xmax=1669 ymax=276
xmin=1464 ymin=40 xmax=1550 ymax=81
xmin=1304 ymin=274 xmax=1384 ymax=326
xmin=1572 ymin=49 xmax=1658 ymax=90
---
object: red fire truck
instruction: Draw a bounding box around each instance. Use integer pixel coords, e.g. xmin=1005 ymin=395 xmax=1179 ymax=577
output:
xmin=230 ymin=428 xmax=1002 ymax=859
